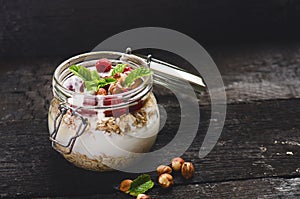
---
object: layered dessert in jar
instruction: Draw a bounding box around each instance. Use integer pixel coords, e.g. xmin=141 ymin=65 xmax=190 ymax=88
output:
xmin=48 ymin=52 xmax=160 ymax=171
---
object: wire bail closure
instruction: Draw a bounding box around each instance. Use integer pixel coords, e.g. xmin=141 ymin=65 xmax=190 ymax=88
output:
xmin=49 ymin=103 xmax=88 ymax=154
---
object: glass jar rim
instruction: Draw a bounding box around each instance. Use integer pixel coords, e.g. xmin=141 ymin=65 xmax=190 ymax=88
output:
xmin=53 ymin=51 xmax=153 ymax=109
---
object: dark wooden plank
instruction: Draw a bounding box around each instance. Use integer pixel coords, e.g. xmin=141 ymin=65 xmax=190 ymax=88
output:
xmin=156 ymin=177 xmax=300 ymax=199
xmin=1 ymin=0 xmax=300 ymax=58
xmin=138 ymin=42 xmax=300 ymax=104
xmin=1 ymin=44 xmax=300 ymax=198
xmin=1 ymin=42 xmax=300 ymax=121
xmin=66 ymin=177 xmax=300 ymax=199
xmin=1 ymin=99 xmax=300 ymax=197
xmin=207 ymin=42 xmax=300 ymax=104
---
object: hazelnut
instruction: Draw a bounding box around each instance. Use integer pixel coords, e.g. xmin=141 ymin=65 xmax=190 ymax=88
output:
xmin=108 ymin=83 xmax=116 ymax=94
xmin=181 ymin=162 xmax=195 ymax=179
xmin=96 ymin=88 xmax=107 ymax=95
xmin=113 ymin=72 xmax=121 ymax=79
xmin=171 ymin=157 xmax=185 ymax=171
xmin=156 ymin=165 xmax=172 ymax=176
xmin=158 ymin=173 xmax=174 ymax=188
xmin=136 ymin=194 xmax=150 ymax=199
xmin=119 ymin=179 xmax=132 ymax=193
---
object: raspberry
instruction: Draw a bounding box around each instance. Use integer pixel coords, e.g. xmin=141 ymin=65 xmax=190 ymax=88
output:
xmin=67 ymin=84 xmax=75 ymax=91
xmin=111 ymin=107 xmax=127 ymax=117
xmin=96 ymin=58 xmax=112 ymax=72
xmin=123 ymin=66 xmax=131 ymax=73
xmin=103 ymin=97 xmax=122 ymax=106
xmin=80 ymin=96 xmax=98 ymax=116
xmin=103 ymin=97 xmax=128 ymax=117
xmin=129 ymin=100 xmax=144 ymax=112
xmin=83 ymin=96 xmax=98 ymax=106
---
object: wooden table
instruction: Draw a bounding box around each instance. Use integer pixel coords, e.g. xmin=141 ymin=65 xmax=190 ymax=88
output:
xmin=1 ymin=42 xmax=300 ymax=198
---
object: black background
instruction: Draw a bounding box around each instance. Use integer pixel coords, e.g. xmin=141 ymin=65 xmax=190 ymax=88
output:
xmin=1 ymin=0 xmax=300 ymax=60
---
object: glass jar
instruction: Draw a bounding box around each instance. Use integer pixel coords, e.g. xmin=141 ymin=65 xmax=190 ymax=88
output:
xmin=48 ymin=51 xmax=160 ymax=171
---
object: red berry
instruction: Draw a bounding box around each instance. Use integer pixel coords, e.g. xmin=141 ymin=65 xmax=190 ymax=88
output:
xmin=71 ymin=104 xmax=96 ymax=116
xmin=103 ymin=97 xmax=128 ymax=117
xmin=83 ymin=96 xmax=98 ymax=106
xmin=103 ymin=97 xmax=122 ymax=106
xmin=129 ymin=100 xmax=144 ymax=112
xmin=79 ymin=96 xmax=98 ymax=116
xmin=67 ymin=84 xmax=75 ymax=91
xmin=78 ymin=108 xmax=97 ymax=116
xmin=111 ymin=107 xmax=128 ymax=117
xmin=123 ymin=66 xmax=131 ymax=73
xmin=96 ymin=58 xmax=112 ymax=72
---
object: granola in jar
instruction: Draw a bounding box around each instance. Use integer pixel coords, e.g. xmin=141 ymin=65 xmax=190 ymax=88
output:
xmin=48 ymin=51 xmax=160 ymax=171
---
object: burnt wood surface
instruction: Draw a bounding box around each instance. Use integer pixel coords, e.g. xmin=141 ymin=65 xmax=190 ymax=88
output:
xmin=1 ymin=42 xmax=300 ymax=198
xmin=1 ymin=0 xmax=300 ymax=59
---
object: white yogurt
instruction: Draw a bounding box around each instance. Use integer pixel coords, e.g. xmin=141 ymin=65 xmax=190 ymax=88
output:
xmin=48 ymin=93 xmax=160 ymax=171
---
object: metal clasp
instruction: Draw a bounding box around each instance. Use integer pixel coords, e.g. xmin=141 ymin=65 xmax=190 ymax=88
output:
xmin=146 ymin=54 xmax=152 ymax=67
xmin=49 ymin=104 xmax=88 ymax=154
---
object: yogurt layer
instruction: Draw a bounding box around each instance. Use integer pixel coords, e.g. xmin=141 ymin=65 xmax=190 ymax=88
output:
xmin=48 ymin=93 xmax=160 ymax=170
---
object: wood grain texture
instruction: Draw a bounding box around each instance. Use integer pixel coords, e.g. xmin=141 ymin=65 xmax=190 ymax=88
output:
xmin=1 ymin=99 xmax=300 ymax=198
xmin=1 ymin=43 xmax=300 ymax=198
xmin=66 ymin=177 xmax=300 ymax=199
xmin=142 ymin=42 xmax=300 ymax=105
xmin=1 ymin=42 xmax=300 ymax=122
xmin=207 ymin=42 xmax=300 ymax=104
xmin=1 ymin=0 xmax=300 ymax=58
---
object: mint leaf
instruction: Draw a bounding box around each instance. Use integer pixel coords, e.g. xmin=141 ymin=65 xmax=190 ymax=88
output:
xmin=69 ymin=65 xmax=94 ymax=81
xmin=124 ymin=67 xmax=153 ymax=87
xmin=85 ymin=78 xmax=116 ymax=91
xmin=69 ymin=65 xmax=117 ymax=92
xmin=78 ymin=67 xmax=92 ymax=81
xmin=127 ymin=174 xmax=154 ymax=196
xmin=85 ymin=80 xmax=98 ymax=91
xmin=69 ymin=65 xmax=81 ymax=77
xmin=97 ymin=77 xmax=116 ymax=89
xmin=91 ymin=70 xmax=101 ymax=80
xmin=111 ymin=64 xmax=127 ymax=76
xmin=105 ymin=77 xmax=117 ymax=83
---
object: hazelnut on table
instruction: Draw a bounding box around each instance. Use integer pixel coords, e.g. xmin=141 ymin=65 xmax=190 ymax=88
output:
xmin=171 ymin=157 xmax=185 ymax=171
xmin=181 ymin=162 xmax=195 ymax=179
xmin=119 ymin=179 xmax=132 ymax=192
xmin=156 ymin=165 xmax=172 ymax=176
xmin=158 ymin=173 xmax=174 ymax=188
xmin=137 ymin=194 xmax=150 ymax=199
